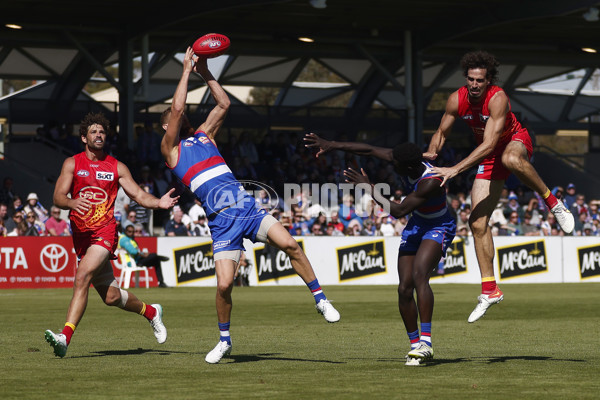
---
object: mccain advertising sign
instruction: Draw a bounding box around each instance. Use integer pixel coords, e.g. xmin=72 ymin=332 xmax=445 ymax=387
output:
xmin=497 ymin=240 xmax=547 ymax=280
xmin=254 ymin=241 xmax=304 ymax=283
xmin=577 ymin=244 xmax=600 ymax=279
xmin=337 ymin=240 xmax=386 ymax=282
xmin=432 ymin=238 xmax=468 ymax=278
xmin=174 ymin=241 xmax=215 ymax=285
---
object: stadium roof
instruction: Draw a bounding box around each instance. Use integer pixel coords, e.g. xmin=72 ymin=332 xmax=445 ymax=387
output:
xmin=2 ymin=0 xmax=600 ymax=143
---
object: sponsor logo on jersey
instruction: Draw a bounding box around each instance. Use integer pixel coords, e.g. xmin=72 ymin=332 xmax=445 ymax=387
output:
xmin=497 ymin=240 xmax=547 ymax=279
xmin=90 ymin=164 xmax=99 ymax=168
xmin=76 ymin=169 xmax=90 ymax=177
xmin=78 ymin=186 xmax=108 ymax=204
xmin=477 ymin=165 xmax=485 ymax=174
xmin=213 ymin=240 xmax=231 ymax=250
xmin=199 ymin=136 xmax=211 ymax=144
xmin=337 ymin=240 xmax=386 ymax=281
xmin=432 ymin=238 xmax=468 ymax=278
xmin=254 ymin=241 xmax=304 ymax=283
xmin=479 ymin=114 xmax=490 ymax=123
xmin=174 ymin=241 xmax=215 ymax=284
xmin=577 ymin=244 xmax=600 ymax=279
xmin=96 ymin=171 xmax=114 ymax=181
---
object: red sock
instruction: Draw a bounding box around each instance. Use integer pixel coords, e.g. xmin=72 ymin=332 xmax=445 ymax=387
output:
xmin=61 ymin=323 xmax=76 ymax=345
xmin=482 ymin=277 xmax=497 ymax=295
xmin=141 ymin=303 xmax=157 ymax=321
xmin=542 ymin=190 xmax=559 ymax=209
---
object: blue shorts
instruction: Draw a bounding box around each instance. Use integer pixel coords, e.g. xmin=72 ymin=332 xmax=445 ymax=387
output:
xmin=399 ymin=216 xmax=456 ymax=254
xmin=208 ymin=202 xmax=270 ymax=254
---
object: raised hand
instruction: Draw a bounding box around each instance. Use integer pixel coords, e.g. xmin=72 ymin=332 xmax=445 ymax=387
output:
xmin=344 ymin=168 xmax=371 ymax=185
xmin=159 ymin=188 xmax=180 ymax=209
xmin=304 ymin=132 xmax=332 ymax=158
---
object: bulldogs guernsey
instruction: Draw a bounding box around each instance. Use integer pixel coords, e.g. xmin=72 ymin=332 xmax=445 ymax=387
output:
xmin=70 ymin=152 xmax=119 ymax=232
xmin=170 ymin=131 xmax=252 ymax=216
xmin=406 ymin=161 xmax=453 ymax=224
xmin=457 ymin=85 xmax=525 ymax=147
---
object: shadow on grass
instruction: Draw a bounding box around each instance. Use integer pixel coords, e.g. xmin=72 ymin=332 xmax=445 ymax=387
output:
xmin=226 ymin=353 xmax=345 ymax=364
xmin=377 ymin=355 xmax=586 ymax=366
xmin=70 ymin=348 xmax=190 ymax=358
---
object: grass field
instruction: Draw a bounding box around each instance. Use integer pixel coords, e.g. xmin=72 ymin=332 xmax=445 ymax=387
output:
xmin=1 ymin=283 xmax=599 ymax=399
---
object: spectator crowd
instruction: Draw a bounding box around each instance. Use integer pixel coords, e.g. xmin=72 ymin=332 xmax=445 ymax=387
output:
xmin=3 ymin=127 xmax=599 ymax=238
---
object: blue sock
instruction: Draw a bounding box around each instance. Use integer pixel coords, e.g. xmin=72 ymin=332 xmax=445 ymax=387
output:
xmin=218 ymin=322 xmax=231 ymax=345
xmin=420 ymin=322 xmax=431 ymax=347
xmin=407 ymin=330 xmax=420 ymax=350
xmin=307 ymin=279 xmax=326 ymax=303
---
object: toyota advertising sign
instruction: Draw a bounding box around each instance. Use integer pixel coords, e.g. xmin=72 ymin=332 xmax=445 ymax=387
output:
xmin=0 ymin=237 xmax=77 ymax=288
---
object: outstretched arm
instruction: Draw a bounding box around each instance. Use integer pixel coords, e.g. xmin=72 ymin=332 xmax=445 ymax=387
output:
xmin=162 ymin=46 xmax=196 ymax=167
xmin=304 ymin=132 xmax=393 ymax=162
xmin=343 ymin=168 xmax=434 ymax=218
xmin=118 ymin=162 xmax=179 ymax=210
xmin=197 ymin=57 xmax=230 ymax=141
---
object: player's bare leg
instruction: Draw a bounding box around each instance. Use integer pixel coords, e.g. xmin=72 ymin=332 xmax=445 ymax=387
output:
xmin=502 ymin=141 xmax=574 ymax=233
xmin=205 ymin=258 xmax=235 ymax=364
xmin=467 ymin=179 xmax=504 ymax=322
xmin=266 ymin=221 xmax=340 ymax=322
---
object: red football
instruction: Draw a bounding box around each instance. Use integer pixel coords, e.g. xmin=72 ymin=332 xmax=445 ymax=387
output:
xmin=192 ymin=33 xmax=231 ymax=58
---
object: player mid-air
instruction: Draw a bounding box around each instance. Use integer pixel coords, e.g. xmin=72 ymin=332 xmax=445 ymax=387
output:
xmin=160 ymin=40 xmax=340 ymax=364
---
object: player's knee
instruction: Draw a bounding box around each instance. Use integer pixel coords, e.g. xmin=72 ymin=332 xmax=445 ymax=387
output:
xmin=501 ymin=150 xmax=524 ymax=171
xmin=469 ymin=216 xmax=487 ymax=235
xmin=280 ymin=237 xmax=301 ymax=257
xmin=216 ymin=279 xmax=234 ymax=295
xmin=397 ymin=282 xmax=413 ymax=300
xmin=103 ymin=288 xmax=125 ymax=307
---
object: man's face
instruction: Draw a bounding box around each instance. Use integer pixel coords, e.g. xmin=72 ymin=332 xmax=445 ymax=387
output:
xmin=83 ymin=124 xmax=106 ymax=151
xmin=466 ymin=68 xmax=490 ymax=100
xmin=0 ymin=205 xmax=7 ymax=218
xmin=125 ymin=226 xmax=135 ymax=238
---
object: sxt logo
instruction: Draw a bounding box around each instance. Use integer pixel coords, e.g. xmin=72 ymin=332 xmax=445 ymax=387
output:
xmin=96 ymin=171 xmax=114 ymax=181
xmin=78 ymin=186 xmax=108 ymax=204
xmin=337 ymin=240 xmax=386 ymax=281
xmin=174 ymin=242 xmax=215 ymax=284
xmin=432 ymin=238 xmax=467 ymax=278
xmin=577 ymin=244 xmax=600 ymax=279
xmin=254 ymin=242 xmax=303 ymax=283
xmin=497 ymin=240 xmax=547 ymax=279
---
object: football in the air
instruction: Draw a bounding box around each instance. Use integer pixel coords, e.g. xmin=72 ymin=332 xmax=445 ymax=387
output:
xmin=192 ymin=33 xmax=230 ymax=58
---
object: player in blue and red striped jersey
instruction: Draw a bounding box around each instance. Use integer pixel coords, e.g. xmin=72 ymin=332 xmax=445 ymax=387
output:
xmin=305 ymin=134 xmax=455 ymax=365
xmin=160 ymin=47 xmax=340 ymax=364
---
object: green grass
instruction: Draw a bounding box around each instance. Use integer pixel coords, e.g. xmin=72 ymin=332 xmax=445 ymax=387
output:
xmin=1 ymin=284 xmax=599 ymax=399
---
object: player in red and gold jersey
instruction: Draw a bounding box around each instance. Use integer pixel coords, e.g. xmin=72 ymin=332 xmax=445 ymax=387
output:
xmin=425 ymin=51 xmax=574 ymax=323
xmin=44 ymin=112 xmax=179 ymax=358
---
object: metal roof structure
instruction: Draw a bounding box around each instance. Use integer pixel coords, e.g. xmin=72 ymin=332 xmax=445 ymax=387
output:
xmin=2 ymin=0 xmax=600 ymax=146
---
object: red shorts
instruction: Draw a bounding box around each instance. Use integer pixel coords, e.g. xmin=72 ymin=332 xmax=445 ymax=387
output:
xmin=72 ymin=223 xmax=118 ymax=260
xmin=475 ymin=127 xmax=533 ymax=180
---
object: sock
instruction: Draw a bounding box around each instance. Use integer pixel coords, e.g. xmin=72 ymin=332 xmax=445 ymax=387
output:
xmin=542 ymin=189 xmax=559 ymax=210
xmin=420 ymin=322 xmax=432 ymax=347
xmin=407 ymin=330 xmax=420 ymax=350
xmin=140 ymin=303 xmax=157 ymax=321
xmin=306 ymin=279 xmax=326 ymax=303
xmin=218 ymin=322 xmax=231 ymax=345
xmin=482 ymin=276 xmax=497 ymax=295
xmin=61 ymin=322 xmax=76 ymax=345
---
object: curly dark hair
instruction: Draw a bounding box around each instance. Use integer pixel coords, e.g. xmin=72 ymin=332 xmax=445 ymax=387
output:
xmin=79 ymin=112 xmax=110 ymax=137
xmin=460 ymin=51 xmax=500 ymax=85
xmin=392 ymin=142 xmax=422 ymax=168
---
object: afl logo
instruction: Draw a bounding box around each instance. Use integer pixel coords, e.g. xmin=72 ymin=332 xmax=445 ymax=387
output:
xmin=40 ymin=244 xmax=69 ymax=273
xmin=183 ymin=142 xmax=193 ymax=147
xmin=78 ymin=186 xmax=108 ymax=204
xmin=209 ymin=40 xmax=221 ymax=49
xmin=77 ymin=169 xmax=90 ymax=177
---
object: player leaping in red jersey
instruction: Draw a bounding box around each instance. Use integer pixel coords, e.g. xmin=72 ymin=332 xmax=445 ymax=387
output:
xmin=424 ymin=51 xmax=574 ymax=323
xmin=44 ymin=112 xmax=179 ymax=358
